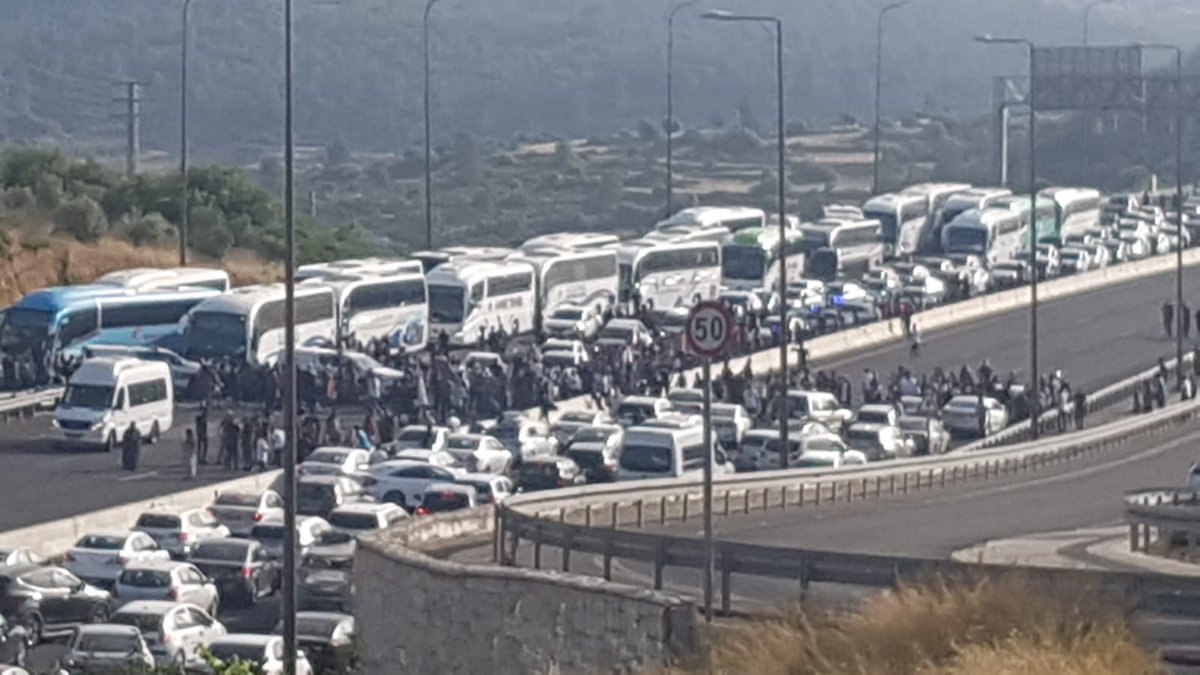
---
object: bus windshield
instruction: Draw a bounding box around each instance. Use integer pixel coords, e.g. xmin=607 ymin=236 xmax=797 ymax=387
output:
xmin=721 ymin=247 xmax=766 ymax=281
xmin=428 ymin=285 xmax=465 ymax=324
xmin=866 ymin=211 xmax=898 ymax=244
xmin=0 ymin=307 xmax=52 ymax=352
xmin=944 ymin=228 xmax=987 ymax=253
xmin=187 ymin=311 xmax=247 ymax=359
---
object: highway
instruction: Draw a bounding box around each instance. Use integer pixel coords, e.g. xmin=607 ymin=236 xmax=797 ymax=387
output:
xmin=0 ymin=266 xmax=1188 ymax=533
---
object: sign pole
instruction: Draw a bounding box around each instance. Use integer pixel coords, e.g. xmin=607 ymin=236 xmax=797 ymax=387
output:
xmin=701 ymin=356 xmax=714 ymax=623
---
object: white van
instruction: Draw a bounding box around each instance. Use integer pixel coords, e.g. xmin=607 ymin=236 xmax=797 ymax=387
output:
xmin=616 ymin=424 xmax=733 ymax=481
xmin=786 ymin=390 xmax=854 ymax=431
xmin=54 ymin=357 xmax=174 ymax=451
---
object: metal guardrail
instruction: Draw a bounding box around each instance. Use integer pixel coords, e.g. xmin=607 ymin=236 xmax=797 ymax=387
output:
xmin=1124 ymin=487 xmax=1200 ymax=555
xmin=497 ymin=401 xmax=1200 ymax=611
xmin=0 ymin=386 xmax=63 ymax=422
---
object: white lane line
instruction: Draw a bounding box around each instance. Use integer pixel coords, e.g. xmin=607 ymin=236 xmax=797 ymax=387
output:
xmin=117 ymin=471 xmax=159 ymax=482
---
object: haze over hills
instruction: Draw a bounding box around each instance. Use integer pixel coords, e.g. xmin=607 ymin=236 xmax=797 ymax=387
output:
xmin=0 ymin=0 xmax=1194 ymax=162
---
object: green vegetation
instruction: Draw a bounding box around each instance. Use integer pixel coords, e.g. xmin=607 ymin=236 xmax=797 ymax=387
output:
xmin=0 ymin=148 xmax=373 ymax=264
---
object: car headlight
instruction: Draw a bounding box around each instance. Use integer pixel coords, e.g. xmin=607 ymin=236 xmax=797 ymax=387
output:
xmin=90 ymin=420 xmax=105 ymax=430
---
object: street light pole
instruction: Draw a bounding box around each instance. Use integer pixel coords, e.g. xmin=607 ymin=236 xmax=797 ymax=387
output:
xmin=702 ymin=8 xmax=789 ymax=465
xmin=423 ymin=0 xmax=443 ymax=250
xmin=872 ymin=2 xmax=906 ymax=195
xmin=281 ymin=0 xmax=298 ymax=671
xmin=977 ymin=35 xmax=1040 ymax=437
xmin=1083 ymin=0 xmax=1111 ymax=46
xmin=997 ymin=101 xmax=1030 ymax=187
xmin=179 ymin=0 xmax=193 ymax=266
xmin=666 ymin=0 xmax=699 ymax=216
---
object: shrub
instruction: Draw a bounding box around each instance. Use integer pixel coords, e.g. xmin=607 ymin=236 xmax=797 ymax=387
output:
xmin=117 ymin=212 xmax=178 ymax=246
xmin=52 ymin=195 xmax=108 ymax=242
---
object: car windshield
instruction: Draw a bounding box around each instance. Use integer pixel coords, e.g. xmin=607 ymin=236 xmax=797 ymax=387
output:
xmin=867 ymin=211 xmax=898 ymax=244
xmin=208 ymin=643 xmax=266 ymax=664
xmin=856 ymin=410 xmax=891 ymax=424
xmin=598 ymin=325 xmax=633 ymax=341
xmin=721 ymin=247 xmax=767 ymax=281
xmin=618 ymin=444 xmax=672 ymax=473
xmin=571 ymin=427 xmax=613 ymax=443
xmin=186 ymin=311 xmax=247 ymax=360
xmin=328 ymin=512 xmax=381 ymax=530
xmin=111 ymin=612 xmax=161 ymax=635
xmin=898 ymin=417 xmax=928 ymax=431
xmin=118 ymin=569 xmax=171 ymax=587
xmin=191 ymin=542 xmax=248 ymax=561
xmin=215 ymin=493 xmax=260 ymax=507
xmin=551 ymin=308 xmax=584 ymax=321
xmin=62 ymin=384 xmax=114 ymax=410
xmin=445 ymin=436 xmax=478 ymax=451
xmin=0 ymin=307 xmax=52 ymax=352
xmin=77 ymin=534 xmax=125 ymax=550
xmin=793 ymin=455 xmax=837 ymax=468
xmin=396 ymin=428 xmax=432 ymax=442
xmin=75 ymin=632 xmax=142 ymax=654
xmin=428 ymin=285 xmax=465 ymax=324
xmin=252 ymin=525 xmax=286 ymax=541
xmin=307 ymin=450 xmax=349 ymax=465
xmin=136 ymin=514 xmax=180 ymax=529
xmin=294 ymin=616 xmax=342 ymax=637
xmin=559 ymin=412 xmax=593 ymax=424
xmin=422 ymin=492 xmax=471 ymax=512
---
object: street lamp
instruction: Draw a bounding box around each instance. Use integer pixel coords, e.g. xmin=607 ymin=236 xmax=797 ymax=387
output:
xmin=281 ymin=0 xmax=299 ymax=672
xmin=665 ymin=0 xmax=699 ymax=216
xmin=1083 ymin=0 xmax=1111 ymax=46
xmin=179 ymin=0 xmax=194 ymax=266
xmin=872 ymin=1 xmax=907 ymax=194
xmin=976 ymin=34 xmax=1041 ymax=437
xmin=1139 ymin=43 xmax=1184 ymax=387
xmin=997 ymin=101 xmax=1030 ymax=187
xmin=423 ymin=0 xmax=444 ymax=250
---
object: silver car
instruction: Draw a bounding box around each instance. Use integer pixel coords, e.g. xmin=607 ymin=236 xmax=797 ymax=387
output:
xmin=133 ymin=509 xmax=230 ymax=559
xmin=59 ymin=624 xmax=154 ymax=674
xmin=114 ymin=561 xmax=220 ymax=616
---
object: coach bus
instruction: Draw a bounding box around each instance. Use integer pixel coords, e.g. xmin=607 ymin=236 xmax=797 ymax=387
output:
xmin=94 ymin=267 xmax=231 ymax=292
xmin=720 ymin=227 xmax=807 ymax=292
xmin=655 ymin=206 xmax=766 ymax=235
xmin=940 ymin=208 xmax=1028 ymax=264
xmin=508 ymin=248 xmax=619 ymax=325
xmin=798 ymin=218 xmax=885 ymax=280
xmin=861 ymin=192 xmax=929 ymax=257
xmin=296 ymin=258 xmax=423 ymax=283
xmin=305 ymin=271 xmax=429 ymax=351
xmin=184 ymin=284 xmax=337 ymax=366
xmin=613 ymin=239 xmax=722 ymax=312
xmin=426 ymin=259 xmax=537 ymax=346
xmin=1039 ymin=187 xmax=1103 ymax=243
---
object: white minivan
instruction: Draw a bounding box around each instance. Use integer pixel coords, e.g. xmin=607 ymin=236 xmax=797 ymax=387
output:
xmin=54 ymin=357 xmax=174 ymax=451
xmin=616 ymin=423 xmax=733 ymax=481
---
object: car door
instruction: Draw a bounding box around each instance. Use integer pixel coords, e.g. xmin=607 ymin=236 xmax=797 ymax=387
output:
xmin=177 ymin=565 xmax=211 ymax=609
xmin=185 ymin=606 xmax=219 ymax=653
xmin=22 ymin=568 xmax=73 ymax=625
xmin=167 ymin=606 xmax=200 ymax=659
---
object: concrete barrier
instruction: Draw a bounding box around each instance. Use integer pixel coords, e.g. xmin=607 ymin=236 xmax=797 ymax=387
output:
xmin=0 ymin=470 xmax=281 ymax=558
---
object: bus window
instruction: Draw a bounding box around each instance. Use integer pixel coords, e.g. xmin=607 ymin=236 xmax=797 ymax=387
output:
xmin=59 ymin=308 xmax=99 ymax=346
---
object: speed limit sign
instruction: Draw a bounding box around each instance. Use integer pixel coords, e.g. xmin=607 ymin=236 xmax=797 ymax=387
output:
xmin=685 ymin=301 xmax=736 ymax=358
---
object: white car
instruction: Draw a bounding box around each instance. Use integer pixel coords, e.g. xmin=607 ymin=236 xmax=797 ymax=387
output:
xmin=65 ymin=531 xmax=171 ymax=587
xmin=59 ymin=624 xmax=155 ymax=674
xmin=1058 ymin=246 xmax=1092 ymax=274
xmin=561 ymin=424 xmax=625 ymax=482
xmin=442 ymin=433 xmax=513 ymax=474
xmin=0 ymin=547 xmax=41 ymax=567
xmin=941 ymin=395 xmax=1009 ymax=437
xmin=115 ymin=561 xmax=220 ymax=615
xmin=205 ymin=634 xmax=312 ymax=675
xmin=326 ymin=503 xmax=409 ymax=537
xmin=298 ymin=447 xmax=371 ymax=478
xmin=454 ymin=473 xmax=515 ymax=505
xmin=364 ymin=460 xmax=462 ymax=508
xmin=595 ymin=318 xmax=654 ymax=349
xmin=542 ymin=338 xmax=591 ymax=364
xmin=551 ymin=410 xmax=613 ymax=447
xmin=133 ymin=508 xmax=230 ymax=559
xmin=614 ymin=396 xmax=676 ymax=427
xmin=208 ymin=490 xmax=285 ymax=537
xmin=786 ymin=390 xmax=854 ymax=431
xmin=250 ymin=515 xmax=332 ymax=560
xmin=489 ymin=415 xmax=558 ymax=462
xmin=392 ymin=448 xmax=460 ymax=469
xmin=387 ymin=425 xmax=450 ymax=453
xmin=711 ymin=403 xmax=752 ymax=448
xmin=542 ymin=304 xmax=603 ymax=340
xmin=786 ymin=278 xmax=826 ymax=307
xmin=110 ymin=600 xmax=226 ymax=668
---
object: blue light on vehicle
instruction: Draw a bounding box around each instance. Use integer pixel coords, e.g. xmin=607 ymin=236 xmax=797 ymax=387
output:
xmin=831 ymin=295 xmax=846 ymax=306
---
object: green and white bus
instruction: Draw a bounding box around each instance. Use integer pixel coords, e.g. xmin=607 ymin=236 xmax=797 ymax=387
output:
xmin=720 ymin=227 xmax=807 ymax=292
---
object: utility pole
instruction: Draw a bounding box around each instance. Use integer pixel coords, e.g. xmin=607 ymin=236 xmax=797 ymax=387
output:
xmin=114 ymin=82 xmax=143 ymax=177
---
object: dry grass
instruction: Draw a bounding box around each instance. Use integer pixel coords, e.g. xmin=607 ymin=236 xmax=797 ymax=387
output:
xmin=656 ymin=575 xmax=1161 ymax=675
xmin=0 ymin=233 xmax=279 ymax=305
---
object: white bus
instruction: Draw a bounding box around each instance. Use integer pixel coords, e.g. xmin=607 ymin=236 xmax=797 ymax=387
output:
xmin=655 ymin=206 xmax=766 ymax=234
xmin=437 ymin=246 xmax=517 ymax=262
xmin=643 ymin=224 xmax=732 ymax=244
xmin=184 ymin=284 xmax=337 ymax=366
xmin=296 ymin=258 xmax=423 ymax=283
xmin=508 ymin=248 xmax=619 ymax=322
xmin=615 ymin=422 xmax=733 ymax=481
xmin=990 ymin=194 xmax=1058 ymax=246
xmin=933 ymin=188 xmax=1013 ymax=242
xmin=900 ymin=182 xmax=972 ymax=253
xmin=862 ymin=192 xmax=929 ymax=257
xmin=613 ymin=239 xmax=722 ymax=312
xmin=720 ymin=227 xmax=807 ymax=291
xmin=305 ymin=272 xmax=429 ymax=351
xmin=520 ymin=232 xmax=621 ymax=252
xmin=94 ymin=267 xmax=231 ymax=292
xmin=426 ymin=259 xmax=537 ymax=346
xmin=798 ymin=218 xmax=885 ymax=280
xmin=1039 ymin=187 xmax=1103 ymax=243
xmin=940 ymin=208 xmax=1027 ymax=264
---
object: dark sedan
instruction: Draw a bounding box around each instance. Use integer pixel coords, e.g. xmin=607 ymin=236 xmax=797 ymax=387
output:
xmin=0 ymin=564 xmax=113 ymax=647
xmin=186 ymin=539 xmax=280 ymax=608
xmin=277 ymin=612 xmax=356 ymax=673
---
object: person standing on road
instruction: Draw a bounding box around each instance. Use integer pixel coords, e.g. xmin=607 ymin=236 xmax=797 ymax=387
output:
xmin=1073 ymin=390 xmax=1087 ymax=430
xmin=182 ymin=429 xmax=197 ymax=480
xmin=195 ymin=407 xmax=209 ymax=465
xmin=1184 ymin=303 xmax=1193 ymax=340
xmin=1164 ymin=302 xmax=1175 ymax=338
xmin=909 ymin=324 xmax=922 ymax=358
xmin=121 ymin=422 xmax=141 ymax=472
xmin=240 ymin=417 xmax=256 ymax=471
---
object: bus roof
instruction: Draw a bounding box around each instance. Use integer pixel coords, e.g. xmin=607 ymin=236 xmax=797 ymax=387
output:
xmin=437 ymin=246 xmax=516 ymax=262
xmin=426 ymin=259 xmax=534 ymax=286
xmin=93 ymin=267 xmax=230 ymax=292
xmin=655 ymin=205 xmax=765 ymax=230
xmin=945 ymin=207 xmax=1021 ymax=229
xmin=862 ymin=192 xmax=926 ymax=211
xmin=520 ymin=232 xmax=620 ymax=251
xmin=726 ymin=227 xmax=781 ymax=248
xmin=300 ymin=271 xmax=424 ymax=299
xmin=14 ymin=285 xmax=135 ymax=312
xmin=943 ymin=187 xmax=1012 ymax=209
xmin=1038 ymin=186 xmax=1102 ymax=204
xmin=296 ymin=258 xmax=421 ymax=281
xmin=188 ymin=283 xmax=332 ymax=315
xmin=900 ymin=182 xmax=972 ymax=199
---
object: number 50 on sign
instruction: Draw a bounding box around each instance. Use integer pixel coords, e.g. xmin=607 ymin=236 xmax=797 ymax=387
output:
xmin=685 ymin=301 xmax=736 ymax=358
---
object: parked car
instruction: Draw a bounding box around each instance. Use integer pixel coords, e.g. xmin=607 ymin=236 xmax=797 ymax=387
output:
xmin=613 ymin=396 xmax=675 ymax=427
xmin=791 ymin=435 xmax=869 ymax=469
xmin=283 ymin=612 xmax=356 ymax=675
xmin=516 ymin=456 xmax=586 ymax=492
xmin=897 ymin=415 xmax=952 ymax=455
xmin=297 ymin=562 xmax=353 ymax=613
xmin=542 ymin=304 xmax=603 ymax=340
xmin=208 ymin=490 xmax=285 ymax=537
xmin=186 ymin=539 xmax=280 ymax=608
xmin=786 ymin=390 xmax=854 ymax=431
xmin=489 ymin=414 xmax=557 ymax=464
xmin=551 ymin=410 xmax=613 ymax=447
xmin=941 ymin=395 xmax=1010 ymax=437
xmin=0 ymin=614 xmax=26 ymax=668
xmin=326 ymin=503 xmax=408 ymax=537
xmin=64 ymin=531 xmax=171 ymax=588
xmin=79 ymin=345 xmax=200 ymax=395
xmin=563 ymin=424 xmax=624 ymax=482
xmin=1058 ymin=246 xmax=1092 ymax=274
xmin=845 ymin=404 xmax=912 ymax=460
xmin=133 ymin=508 xmax=230 ymax=559
xmin=297 ymin=476 xmax=369 ymax=518
xmin=386 ymin=424 xmax=450 ymax=453
xmin=364 ymin=460 xmax=461 ymax=509
xmin=0 ymin=564 xmax=114 ymax=646
xmin=453 ymin=473 xmax=515 ymax=505
xmin=58 ymin=623 xmax=154 ymax=674
xmin=204 ymin=634 xmax=312 ymax=675
xmin=711 ymin=403 xmax=752 ymax=449
xmin=114 ymin=561 xmax=219 ymax=616
xmin=108 ymin=600 xmax=225 ymax=668
xmin=298 ymin=447 xmax=371 ymax=479
xmin=0 ymin=550 xmax=39 ymax=568
xmin=414 ymin=483 xmax=481 ymax=515
xmin=595 ymin=318 xmax=654 ymax=349
xmin=442 ymin=433 xmax=513 ymax=474
xmin=250 ymin=516 xmax=332 ymax=561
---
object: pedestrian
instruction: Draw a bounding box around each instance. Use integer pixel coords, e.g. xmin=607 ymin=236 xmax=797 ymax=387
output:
xmin=195 ymin=407 xmax=209 ymax=465
xmin=1163 ymin=302 xmax=1175 ymax=338
xmin=121 ymin=422 xmax=141 ymax=471
xmin=241 ymin=418 xmax=255 ymax=471
xmin=182 ymin=428 xmax=197 ymax=480
xmin=1072 ymin=390 xmax=1087 ymax=429
xmin=909 ymin=324 xmax=922 ymax=358
xmin=254 ymin=430 xmax=269 ymax=472
xmin=271 ymin=424 xmax=286 ymax=467
xmin=1057 ymin=384 xmax=1072 ymax=432
xmin=1184 ymin=303 xmax=1193 ymax=340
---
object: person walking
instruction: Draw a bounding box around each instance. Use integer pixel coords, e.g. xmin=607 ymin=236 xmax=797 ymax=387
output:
xmin=1184 ymin=303 xmax=1193 ymax=340
xmin=1163 ymin=301 xmax=1175 ymax=338
xmin=195 ymin=407 xmax=209 ymax=465
xmin=181 ymin=429 xmax=198 ymax=480
xmin=253 ymin=429 xmax=269 ymax=472
xmin=909 ymin=324 xmax=922 ymax=358
xmin=121 ymin=422 xmax=141 ymax=471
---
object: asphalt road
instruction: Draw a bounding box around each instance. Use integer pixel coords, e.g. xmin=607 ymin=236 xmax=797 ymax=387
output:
xmin=0 ymin=266 xmax=1189 ymax=533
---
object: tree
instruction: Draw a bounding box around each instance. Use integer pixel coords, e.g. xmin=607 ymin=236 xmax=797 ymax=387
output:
xmin=553 ymin=139 xmax=584 ymax=170
xmin=118 ymin=212 xmax=178 ymax=246
xmin=188 ymin=206 xmax=233 ymax=257
xmin=52 ymin=196 xmax=108 ymax=242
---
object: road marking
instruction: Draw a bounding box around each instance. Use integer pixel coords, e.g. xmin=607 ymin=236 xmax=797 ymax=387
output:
xmin=117 ymin=471 xmax=158 ymax=482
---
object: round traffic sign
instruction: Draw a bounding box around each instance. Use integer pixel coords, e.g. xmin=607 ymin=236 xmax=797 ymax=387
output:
xmin=685 ymin=301 xmax=736 ymax=358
